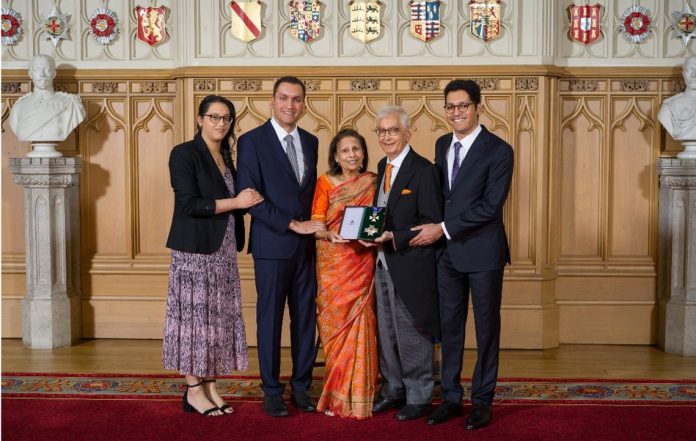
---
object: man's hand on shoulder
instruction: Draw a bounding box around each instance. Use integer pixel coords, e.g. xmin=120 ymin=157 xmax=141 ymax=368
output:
xmin=409 ymin=223 xmax=443 ymax=247
xmin=289 ymin=219 xmax=326 ymax=235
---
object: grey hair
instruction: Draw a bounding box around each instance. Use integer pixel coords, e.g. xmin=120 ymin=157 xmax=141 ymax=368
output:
xmin=29 ymin=54 xmax=56 ymax=70
xmin=376 ymin=106 xmax=410 ymax=128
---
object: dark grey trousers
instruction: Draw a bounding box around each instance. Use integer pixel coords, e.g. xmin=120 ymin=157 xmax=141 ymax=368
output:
xmin=374 ymin=264 xmax=433 ymax=405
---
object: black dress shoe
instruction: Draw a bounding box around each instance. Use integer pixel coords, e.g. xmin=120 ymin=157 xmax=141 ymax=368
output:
xmin=263 ymin=394 xmax=289 ymax=417
xmin=426 ymin=401 xmax=463 ymax=425
xmin=395 ymin=404 xmax=432 ymax=421
xmin=465 ymin=403 xmax=491 ymax=430
xmin=372 ymin=396 xmax=406 ymax=413
xmin=291 ymin=392 xmax=317 ymax=412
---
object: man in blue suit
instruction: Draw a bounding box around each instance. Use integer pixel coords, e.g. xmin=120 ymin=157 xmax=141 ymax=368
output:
xmin=237 ymin=76 xmax=325 ymax=417
xmin=410 ymin=79 xmax=514 ymax=429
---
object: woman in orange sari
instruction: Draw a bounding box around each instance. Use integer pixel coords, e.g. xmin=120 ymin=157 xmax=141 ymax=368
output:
xmin=311 ymin=129 xmax=378 ymax=419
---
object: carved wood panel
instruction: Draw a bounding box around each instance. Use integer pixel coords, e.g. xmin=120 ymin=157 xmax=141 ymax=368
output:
xmin=0 ymin=66 xmax=680 ymax=344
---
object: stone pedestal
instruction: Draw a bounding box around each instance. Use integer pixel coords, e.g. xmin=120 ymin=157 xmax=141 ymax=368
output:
xmin=657 ymin=158 xmax=696 ymax=356
xmin=9 ymin=157 xmax=82 ymax=349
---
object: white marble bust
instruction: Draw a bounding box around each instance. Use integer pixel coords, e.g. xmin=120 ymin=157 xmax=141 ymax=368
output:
xmin=8 ymin=54 xmax=86 ymax=143
xmin=658 ymin=56 xmax=696 ymax=142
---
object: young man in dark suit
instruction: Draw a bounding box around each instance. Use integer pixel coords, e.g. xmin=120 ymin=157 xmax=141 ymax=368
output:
xmin=367 ymin=106 xmax=442 ymax=421
xmin=410 ymin=80 xmax=514 ymax=429
xmin=236 ymin=76 xmax=326 ymax=417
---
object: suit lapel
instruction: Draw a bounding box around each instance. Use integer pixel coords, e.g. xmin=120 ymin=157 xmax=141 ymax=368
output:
xmin=262 ymin=120 xmax=299 ymax=186
xmin=449 ymin=127 xmax=488 ymax=194
xmin=437 ymin=133 xmax=453 ymax=191
xmin=298 ymin=129 xmax=314 ymax=189
xmin=375 ymin=158 xmax=386 ymax=206
xmin=387 ymin=148 xmax=414 ymax=209
xmin=194 ymin=134 xmax=229 ymax=194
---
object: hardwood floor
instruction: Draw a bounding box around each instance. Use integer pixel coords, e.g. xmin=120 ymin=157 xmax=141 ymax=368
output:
xmin=2 ymin=339 xmax=695 ymax=379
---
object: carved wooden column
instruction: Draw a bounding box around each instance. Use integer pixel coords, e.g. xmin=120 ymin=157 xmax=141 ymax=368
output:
xmin=9 ymin=157 xmax=82 ymax=348
xmin=657 ymin=158 xmax=696 ymax=356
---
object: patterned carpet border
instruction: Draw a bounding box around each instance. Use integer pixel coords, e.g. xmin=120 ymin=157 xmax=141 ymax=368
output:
xmin=2 ymin=373 xmax=695 ymax=405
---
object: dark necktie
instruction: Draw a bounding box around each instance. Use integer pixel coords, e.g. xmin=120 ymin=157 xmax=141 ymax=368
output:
xmin=450 ymin=141 xmax=462 ymax=187
xmin=284 ymin=134 xmax=301 ymax=183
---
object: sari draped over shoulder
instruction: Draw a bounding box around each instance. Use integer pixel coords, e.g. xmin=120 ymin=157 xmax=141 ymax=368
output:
xmin=311 ymin=172 xmax=378 ymax=419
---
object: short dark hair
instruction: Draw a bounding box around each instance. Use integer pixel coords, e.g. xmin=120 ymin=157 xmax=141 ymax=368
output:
xmin=197 ymin=95 xmax=236 ymax=169
xmin=273 ymin=76 xmax=306 ymax=98
xmin=444 ymin=79 xmax=481 ymax=105
xmin=327 ymin=129 xmax=369 ymax=177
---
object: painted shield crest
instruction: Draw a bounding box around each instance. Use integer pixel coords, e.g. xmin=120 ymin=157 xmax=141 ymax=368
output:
xmin=671 ymin=4 xmax=696 ymax=45
xmin=350 ymin=0 xmax=381 ymax=43
xmin=289 ymin=0 xmax=321 ymax=43
xmin=469 ymin=0 xmax=501 ymax=42
xmin=619 ymin=5 xmax=653 ymax=44
xmin=410 ymin=0 xmax=441 ymax=42
xmin=568 ymin=3 xmax=602 ymax=45
xmin=1 ymin=8 xmax=23 ymax=47
xmin=135 ymin=6 xmax=167 ymax=47
xmin=230 ymin=1 xmax=262 ymax=43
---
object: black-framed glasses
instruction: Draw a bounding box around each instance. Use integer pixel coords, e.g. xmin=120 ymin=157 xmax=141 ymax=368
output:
xmin=444 ymin=102 xmax=475 ymax=113
xmin=205 ymin=114 xmax=233 ymax=125
xmin=375 ymin=127 xmax=402 ymax=137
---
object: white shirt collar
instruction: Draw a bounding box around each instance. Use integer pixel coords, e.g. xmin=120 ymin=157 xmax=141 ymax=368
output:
xmin=270 ymin=117 xmax=299 ymax=143
xmin=387 ymin=144 xmax=411 ymax=168
xmin=451 ymin=124 xmax=482 ymax=148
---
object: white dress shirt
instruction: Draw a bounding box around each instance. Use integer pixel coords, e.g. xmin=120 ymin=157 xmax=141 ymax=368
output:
xmin=442 ymin=125 xmax=482 ymax=240
xmin=385 ymin=144 xmax=411 ymax=188
xmin=377 ymin=145 xmax=411 ymax=269
xmin=270 ymin=117 xmax=305 ymax=183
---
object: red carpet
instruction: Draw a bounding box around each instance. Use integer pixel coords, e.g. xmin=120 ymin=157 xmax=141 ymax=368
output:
xmin=3 ymin=374 xmax=696 ymax=440
xmin=3 ymin=398 xmax=696 ymax=441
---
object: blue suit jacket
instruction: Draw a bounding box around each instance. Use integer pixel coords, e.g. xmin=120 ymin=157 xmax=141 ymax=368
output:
xmin=435 ymin=125 xmax=514 ymax=272
xmin=236 ymin=120 xmax=318 ymax=259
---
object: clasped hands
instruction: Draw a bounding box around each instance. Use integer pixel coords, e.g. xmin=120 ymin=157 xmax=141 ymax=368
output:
xmin=409 ymin=223 xmax=443 ymax=247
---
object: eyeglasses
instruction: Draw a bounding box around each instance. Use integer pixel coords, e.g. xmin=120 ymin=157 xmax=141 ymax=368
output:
xmin=444 ymin=102 xmax=475 ymax=114
xmin=204 ymin=114 xmax=233 ymax=125
xmin=375 ymin=127 xmax=402 ymax=137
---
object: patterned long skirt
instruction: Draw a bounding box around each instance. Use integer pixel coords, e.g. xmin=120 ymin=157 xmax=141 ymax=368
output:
xmin=162 ymin=173 xmax=248 ymax=376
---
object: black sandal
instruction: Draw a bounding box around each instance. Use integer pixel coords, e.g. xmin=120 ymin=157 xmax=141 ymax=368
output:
xmin=183 ymin=382 xmax=221 ymax=416
xmin=202 ymin=379 xmax=233 ymax=414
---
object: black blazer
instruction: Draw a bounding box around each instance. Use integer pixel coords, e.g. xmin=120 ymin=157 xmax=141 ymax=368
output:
xmin=166 ymin=134 xmax=245 ymax=254
xmin=374 ymin=147 xmax=443 ymax=337
xmin=236 ymin=120 xmax=318 ymax=259
xmin=435 ymin=125 xmax=514 ymax=272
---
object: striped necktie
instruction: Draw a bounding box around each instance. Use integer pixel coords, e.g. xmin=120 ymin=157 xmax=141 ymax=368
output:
xmin=284 ymin=134 xmax=301 ymax=183
xmin=450 ymin=141 xmax=462 ymax=187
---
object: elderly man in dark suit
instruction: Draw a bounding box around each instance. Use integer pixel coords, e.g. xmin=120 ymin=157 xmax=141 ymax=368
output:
xmin=367 ymin=106 xmax=442 ymax=421
xmin=410 ymin=80 xmax=514 ymax=429
xmin=237 ymin=76 xmax=325 ymax=417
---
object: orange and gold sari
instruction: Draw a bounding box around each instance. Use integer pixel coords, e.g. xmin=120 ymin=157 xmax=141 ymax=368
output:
xmin=311 ymin=172 xmax=378 ymax=419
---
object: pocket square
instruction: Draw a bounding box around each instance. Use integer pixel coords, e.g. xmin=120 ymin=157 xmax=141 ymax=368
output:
xmin=401 ymin=189 xmax=412 ymax=195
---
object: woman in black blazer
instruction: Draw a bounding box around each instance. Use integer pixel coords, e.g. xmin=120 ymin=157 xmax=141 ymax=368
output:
xmin=162 ymin=95 xmax=263 ymax=417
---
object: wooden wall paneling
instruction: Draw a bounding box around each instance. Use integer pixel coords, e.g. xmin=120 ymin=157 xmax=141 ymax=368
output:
xmin=558 ymin=94 xmax=605 ymax=264
xmin=512 ymin=93 xmax=536 ymax=268
xmin=337 ymin=94 xmax=393 ymax=173
xmin=0 ymin=66 xmax=681 ymax=345
xmin=132 ymin=96 xmax=175 ymax=261
xmin=397 ymin=92 xmax=447 ymax=162
xmin=608 ymin=96 xmax=656 ymax=265
xmin=302 ymin=91 xmax=334 ymax=173
xmin=79 ymin=96 xmax=130 ymax=268
xmin=1 ymin=96 xmax=29 ymax=267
